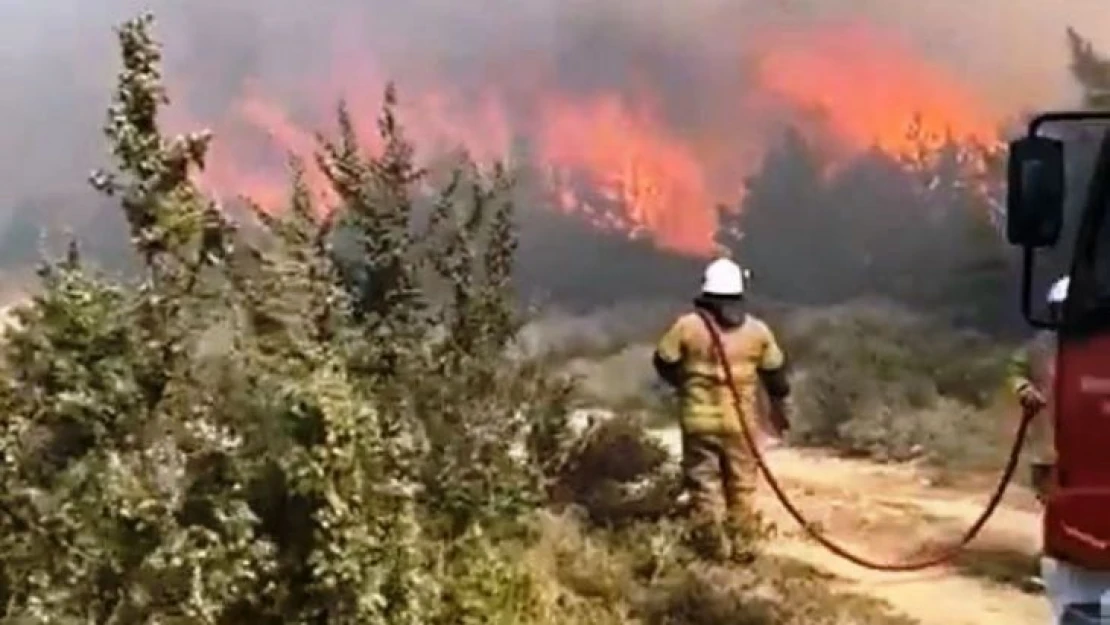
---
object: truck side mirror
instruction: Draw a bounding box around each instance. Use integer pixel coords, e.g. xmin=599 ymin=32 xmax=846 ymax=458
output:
xmin=1007 ymin=135 xmax=1065 ymax=248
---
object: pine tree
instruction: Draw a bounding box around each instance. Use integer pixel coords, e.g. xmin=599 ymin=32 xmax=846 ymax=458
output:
xmin=0 ymin=12 xmax=574 ymax=624
xmin=1067 ymin=28 xmax=1110 ymax=109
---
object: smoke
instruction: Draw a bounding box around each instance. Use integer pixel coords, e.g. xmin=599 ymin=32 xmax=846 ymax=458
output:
xmin=1 ymin=0 xmax=1108 ymax=283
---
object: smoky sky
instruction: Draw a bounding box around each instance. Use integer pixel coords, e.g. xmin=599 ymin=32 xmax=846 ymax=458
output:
xmin=1 ymin=0 xmax=1109 ymax=230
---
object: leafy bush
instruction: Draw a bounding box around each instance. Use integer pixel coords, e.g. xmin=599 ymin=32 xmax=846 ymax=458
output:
xmin=550 ymin=414 xmax=682 ymax=526
xmin=779 ymin=300 xmax=1015 ymax=466
xmin=0 ymin=14 xmax=574 ymax=623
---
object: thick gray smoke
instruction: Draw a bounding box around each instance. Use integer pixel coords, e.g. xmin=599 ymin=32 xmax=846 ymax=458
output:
xmin=1 ymin=0 xmax=1109 ymax=313
xmin=1 ymin=0 xmax=1107 ymax=215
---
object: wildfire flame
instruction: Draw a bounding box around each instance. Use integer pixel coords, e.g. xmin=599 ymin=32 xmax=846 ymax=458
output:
xmin=535 ymin=94 xmax=715 ymax=253
xmin=753 ymin=22 xmax=1000 ymax=158
xmin=183 ymin=20 xmax=1002 ymax=258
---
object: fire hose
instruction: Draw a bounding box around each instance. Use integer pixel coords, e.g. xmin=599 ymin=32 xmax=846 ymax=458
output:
xmin=696 ymin=310 xmax=1039 ymax=572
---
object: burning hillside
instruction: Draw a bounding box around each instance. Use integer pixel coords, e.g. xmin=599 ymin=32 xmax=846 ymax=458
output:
xmin=170 ymin=17 xmax=1003 ymax=257
xmin=754 ymin=23 xmax=1001 ymax=158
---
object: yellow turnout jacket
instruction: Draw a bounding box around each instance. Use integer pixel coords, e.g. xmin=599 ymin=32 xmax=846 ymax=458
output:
xmin=655 ymin=311 xmax=785 ymax=435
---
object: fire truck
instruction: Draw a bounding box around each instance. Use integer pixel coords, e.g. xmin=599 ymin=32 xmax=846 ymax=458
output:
xmin=1007 ymin=112 xmax=1110 ymax=576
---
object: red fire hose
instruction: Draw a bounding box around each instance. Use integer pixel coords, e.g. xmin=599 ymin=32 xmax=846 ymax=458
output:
xmin=696 ymin=310 xmax=1039 ymax=572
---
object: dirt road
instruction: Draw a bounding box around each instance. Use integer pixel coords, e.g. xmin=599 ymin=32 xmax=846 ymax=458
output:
xmin=650 ymin=428 xmax=1050 ymax=625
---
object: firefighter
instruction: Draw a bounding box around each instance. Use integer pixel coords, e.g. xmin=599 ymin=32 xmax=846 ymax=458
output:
xmin=1008 ymin=277 xmax=1068 ymax=594
xmin=653 ymin=257 xmax=791 ymax=562
xmin=1008 ymin=276 xmax=1070 ymax=502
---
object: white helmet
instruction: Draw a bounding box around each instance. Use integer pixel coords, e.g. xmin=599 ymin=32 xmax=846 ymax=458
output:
xmin=702 ymin=258 xmax=746 ymax=296
xmin=1047 ymin=276 xmax=1070 ymax=305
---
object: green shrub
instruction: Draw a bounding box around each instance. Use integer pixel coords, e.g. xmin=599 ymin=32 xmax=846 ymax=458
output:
xmin=0 ymin=14 xmax=570 ymax=623
xmin=551 ymin=414 xmax=682 ymax=527
xmin=780 ymin=300 xmax=1014 ymax=466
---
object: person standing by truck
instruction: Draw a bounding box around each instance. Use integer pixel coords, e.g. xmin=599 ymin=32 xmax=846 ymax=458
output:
xmin=1009 ymin=276 xmax=1070 ymax=503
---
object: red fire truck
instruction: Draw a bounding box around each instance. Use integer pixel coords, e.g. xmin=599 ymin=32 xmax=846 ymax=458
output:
xmin=1008 ymin=112 xmax=1110 ymax=572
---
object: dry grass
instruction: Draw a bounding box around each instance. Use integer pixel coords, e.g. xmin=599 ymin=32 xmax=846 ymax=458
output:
xmin=522 ymin=511 xmax=921 ymax=625
xmin=530 ymin=416 xmax=923 ymax=625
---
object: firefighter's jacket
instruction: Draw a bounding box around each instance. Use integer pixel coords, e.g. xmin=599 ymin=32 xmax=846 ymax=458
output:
xmin=1007 ymin=330 xmax=1057 ymax=465
xmin=655 ymin=309 xmax=785 ymax=435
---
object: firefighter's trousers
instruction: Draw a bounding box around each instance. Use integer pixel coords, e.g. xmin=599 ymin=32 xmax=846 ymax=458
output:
xmin=681 ymin=430 xmax=760 ymax=558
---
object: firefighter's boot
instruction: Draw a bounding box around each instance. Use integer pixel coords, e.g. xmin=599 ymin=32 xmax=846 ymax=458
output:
xmin=724 ymin=513 xmax=764 ymax=565
xmin=687 ymin=519 xmax=731 ymax=562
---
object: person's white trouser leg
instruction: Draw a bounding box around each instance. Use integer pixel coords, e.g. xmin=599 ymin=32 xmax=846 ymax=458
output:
xmin=1042 ymin=556 xmax=1110 ymax=623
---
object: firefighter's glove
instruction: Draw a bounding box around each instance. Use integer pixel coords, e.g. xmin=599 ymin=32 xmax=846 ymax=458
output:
xmin=1016 ymin=382 xmax=1046 ymax=413
xmin=652 ymin=352 xmax=683 ymax=389
xmin=767 ymin=397 xmax=792 ymax=436
xmin=1030 ymin=462 xmax=1053 ymax=504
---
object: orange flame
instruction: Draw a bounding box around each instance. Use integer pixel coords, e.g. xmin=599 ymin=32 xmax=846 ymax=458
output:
xmin=754 ymin=22 xmax=1000 ymax=157
xmin=536 ymin=94 xmax=716 ymax=254
xmin=178 ymin=20 xmax=1003 ymax=258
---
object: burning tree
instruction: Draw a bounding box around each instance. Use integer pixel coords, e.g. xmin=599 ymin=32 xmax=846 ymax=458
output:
xmin=721 ymin=121 xmax=1015 ymax=331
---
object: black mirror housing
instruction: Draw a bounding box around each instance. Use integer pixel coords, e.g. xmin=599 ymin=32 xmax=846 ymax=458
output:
xmin=1007 ymin=135 xmax=1065 ymax=248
